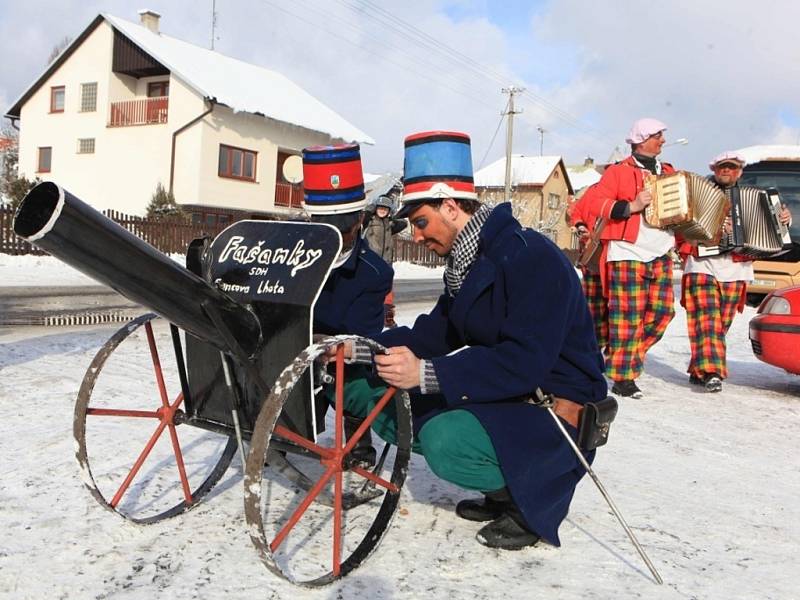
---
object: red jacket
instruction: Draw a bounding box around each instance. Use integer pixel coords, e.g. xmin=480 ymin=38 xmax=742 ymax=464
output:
xmin=568 ymin=184 xmax=600 ymax=231
xmin=588 ymin=156 xmax=676 ymax=243
xmin=586 ymin=156 xmax=676 ymax=292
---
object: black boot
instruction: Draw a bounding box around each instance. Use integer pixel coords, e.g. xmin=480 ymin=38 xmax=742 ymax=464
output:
xmin=343 ymin=414 xmax=376 ymax=469
xmin=456 ymin=487 xmax=512 ymax=522
xmin=476 ymin=502 xmax=541 ymax=550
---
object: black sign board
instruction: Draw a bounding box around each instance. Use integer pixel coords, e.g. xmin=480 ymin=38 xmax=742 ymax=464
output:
xmin=185 ymin=221 xmax=341 ymax=439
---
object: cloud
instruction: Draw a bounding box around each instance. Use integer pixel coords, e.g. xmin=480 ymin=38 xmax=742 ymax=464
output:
xmin=2 ymin=0 xmax=798 ymax=175
xmin=526 ymin=0 xmax=800 ymax=169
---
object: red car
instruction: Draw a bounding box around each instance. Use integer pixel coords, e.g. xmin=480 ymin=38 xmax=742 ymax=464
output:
xmin=749 ymin=284 xmax=800 ymax=374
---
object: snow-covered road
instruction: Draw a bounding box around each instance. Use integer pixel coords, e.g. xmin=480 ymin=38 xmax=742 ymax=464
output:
xmin=1 ymin=301 xmax=798 ymax=600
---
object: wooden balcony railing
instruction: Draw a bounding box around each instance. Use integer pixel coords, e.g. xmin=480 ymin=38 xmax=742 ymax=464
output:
xmin=109 ymin=96 xmax=168 ymax=127
xmin=275 ymin=182 xmax=303 ymax=209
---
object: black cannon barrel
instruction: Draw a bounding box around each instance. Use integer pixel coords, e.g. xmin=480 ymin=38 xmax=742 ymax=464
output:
xmin=13 ymin=182 xmax=261 ymax=356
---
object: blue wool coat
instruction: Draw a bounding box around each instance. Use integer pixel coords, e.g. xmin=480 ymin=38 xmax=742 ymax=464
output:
xmin=314 ymin=235 xmax=393 ymax=338
xmin=377 ymin=203 xmax=607 ymax=546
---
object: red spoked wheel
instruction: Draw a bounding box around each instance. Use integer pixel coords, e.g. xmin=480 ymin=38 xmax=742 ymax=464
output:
xmin=244 ymin=335 xmax=412 ymax=586
xmin=74 ymin=313 xmax=236 ymax=524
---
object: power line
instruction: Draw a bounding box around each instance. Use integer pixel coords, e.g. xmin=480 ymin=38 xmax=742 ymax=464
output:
xmin=334 ymin=0 xmax=606 ymax=139
xmin=478 ymin=98 xmax=510 ymax=170
xmin=257 ymin=0 xmax=503 ymax=112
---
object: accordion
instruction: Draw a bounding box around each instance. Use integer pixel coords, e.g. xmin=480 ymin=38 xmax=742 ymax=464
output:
xmin=576 ymin=217 xmax=606 ymax=274
xmin=644 ymin=171 xmax=729 ymax=243
xmin=707 ymin=186 xmax=792 ymax=259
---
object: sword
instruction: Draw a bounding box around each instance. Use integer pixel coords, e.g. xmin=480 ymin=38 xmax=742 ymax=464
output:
xmin=535 ymin=389 xmax=663 ymax=585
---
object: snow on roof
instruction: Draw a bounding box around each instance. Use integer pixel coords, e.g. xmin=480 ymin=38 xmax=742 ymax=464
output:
xmin=566 ymin=165 xmax=602 ymax=191
xmin=104 ymin=14 xmax=373 ymax=145
xmin=474 ymin=155 xmax=561 ymax=187
xmin=732 ymin=145 xmax=800 ymax=166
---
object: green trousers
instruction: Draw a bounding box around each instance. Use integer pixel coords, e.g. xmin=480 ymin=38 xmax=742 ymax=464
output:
xmin=340 ymin=372 xmax=505 ymax=492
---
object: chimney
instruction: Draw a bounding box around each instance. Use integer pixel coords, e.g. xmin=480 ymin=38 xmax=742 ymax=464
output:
xmin=138 ymin=9 xmax=161 ymax=34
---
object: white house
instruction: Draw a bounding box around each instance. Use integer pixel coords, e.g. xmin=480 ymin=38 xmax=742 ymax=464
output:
xmin=4 ymin=11 xmax=373 ymax=224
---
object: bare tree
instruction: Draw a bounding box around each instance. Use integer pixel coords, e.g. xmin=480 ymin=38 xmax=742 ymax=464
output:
xmin=47 ymin=36 xmax=72 ymax=65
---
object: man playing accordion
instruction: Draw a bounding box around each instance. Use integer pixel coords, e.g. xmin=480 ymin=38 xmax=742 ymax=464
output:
xmin=585 ymin=118 xmax=677 ymax=399
xmin=678 ymin=152 xmax=792 ymax=392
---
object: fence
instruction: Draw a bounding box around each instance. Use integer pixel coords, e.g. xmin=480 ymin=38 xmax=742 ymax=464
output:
xmin=109 ymin=97 xmax=169 ymax=127
xmin=1 ymin=206 xmax=446 ymax=266
xmin=0 ymin=205 xmax=226 ymax=256
xmin=394 ymin=237 xmax=444 ymax=267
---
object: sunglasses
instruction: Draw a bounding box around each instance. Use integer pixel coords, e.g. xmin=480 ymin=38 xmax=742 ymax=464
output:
xmin=648 ymin=131 xmax=664 ymax=140
xmin=716 ymin=162 xmax=742 ymax=170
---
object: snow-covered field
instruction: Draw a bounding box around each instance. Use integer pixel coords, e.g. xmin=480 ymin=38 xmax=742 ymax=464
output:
xmin=1 ymin=291 xmax=799 ymax=599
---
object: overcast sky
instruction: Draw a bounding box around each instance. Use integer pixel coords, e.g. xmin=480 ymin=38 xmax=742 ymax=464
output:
xmin=2 ymin=0 xmax=799 ymax=174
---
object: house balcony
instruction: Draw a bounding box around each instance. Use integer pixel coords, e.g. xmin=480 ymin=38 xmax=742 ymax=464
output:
xmin=108 ymin=96 xmax=168 ymax=127
xmin=274 ymin=182 xmax=303 ymax=209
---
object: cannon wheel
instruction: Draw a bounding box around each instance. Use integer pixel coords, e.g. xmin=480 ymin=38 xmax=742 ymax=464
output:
xmin=244 ymin=335 xmax=412 ymax=586
xmin=74 ymin=313 xmax=237 ymax=524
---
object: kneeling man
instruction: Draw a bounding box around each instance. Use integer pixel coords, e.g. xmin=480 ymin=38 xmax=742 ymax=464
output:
xmin=345 ymin=131 xmax=607 ymax=550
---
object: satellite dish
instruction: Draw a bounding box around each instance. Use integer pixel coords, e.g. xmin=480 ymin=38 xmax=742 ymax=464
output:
xmin=282 ymin=155 xmax=303 ymax=184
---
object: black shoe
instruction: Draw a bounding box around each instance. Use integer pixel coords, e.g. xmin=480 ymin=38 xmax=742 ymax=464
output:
xmin=611 ymin=379 xmax=643 ymax=399
xmin=689 ymin=374 xmax=703 ymax=386
xmin=704 ymin=374 xmax=722 ymax=393
xmin=476 ymin=510 xmax=541 ymax=550
xmin=344 ymin=415 xmax=376 ymax=469
xmin=456 ymin=488 xmax=512 ymax=522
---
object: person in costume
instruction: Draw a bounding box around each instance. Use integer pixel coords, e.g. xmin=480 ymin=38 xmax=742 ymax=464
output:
xmin=678 ymin=151 xmax=792 ymax=392
xmin=339 ymin=131 xmax=607 ymax=550
xmin=586 ymin=118 xmax=677 ymax=399
xmin=301 ymin=143 xmax=393 ymax=465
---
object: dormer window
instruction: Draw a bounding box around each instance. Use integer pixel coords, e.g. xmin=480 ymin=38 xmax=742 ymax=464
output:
xmin=50 ymin=86 xmax=65 ymax=113
xmin=147 ymin=81 xmax=169 ymax=98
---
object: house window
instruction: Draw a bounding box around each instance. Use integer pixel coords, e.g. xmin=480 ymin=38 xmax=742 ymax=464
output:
xmin=548 ymin=193 xmax=561 ymax=209
xmin=77 ymin=138 xmax=95 ymax=154
xmin=148 ymin=81 xmax=169 ymax=97
xmin=38 ymin=147 xmax=52 ymax=172
xmin=218 ymin=144 xmax=257 ymax=182
xmin=50 ymin=86 xmax=65 ymax=112
xmin=80 ymin=82 xmax=97 ymax=112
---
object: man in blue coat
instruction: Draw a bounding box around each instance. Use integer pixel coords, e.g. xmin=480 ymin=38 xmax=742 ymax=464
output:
xmin=343 ymin=131 xmax=607 ymax=550
xmin=301 ymin=143 xmax=392 ymax=339
xmin=301 ymin=143 xmax=393 ymax=465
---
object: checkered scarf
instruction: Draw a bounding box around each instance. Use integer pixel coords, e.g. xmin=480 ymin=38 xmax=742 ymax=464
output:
xmin=444 ymin=203 xmax=492 ymax=296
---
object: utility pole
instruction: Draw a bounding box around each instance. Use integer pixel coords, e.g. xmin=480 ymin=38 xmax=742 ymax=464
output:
xmin=211 ymin=0 xmax=218 ymax=50
xmin=502 ymin=86 xmax=524 ymax=202
xmin=537 ymin=126 xmax=546 ymax=156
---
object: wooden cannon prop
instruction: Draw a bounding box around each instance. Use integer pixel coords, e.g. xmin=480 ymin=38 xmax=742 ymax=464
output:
xmin=13 ymin=182 xmax=412 ymax=586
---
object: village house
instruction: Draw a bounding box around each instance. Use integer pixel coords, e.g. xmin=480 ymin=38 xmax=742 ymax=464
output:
xmin=4 ymin=10 xmax=372 ymax=226
xmin=474 ymin=154 xmax=575 ymax=250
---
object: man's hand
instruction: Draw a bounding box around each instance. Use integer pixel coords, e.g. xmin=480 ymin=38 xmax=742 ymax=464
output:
xmin=374 ymin=346 xmax=421 ymax=389
xmin=629 ymin=189 xmax=652 ymax=214
xmin=575 ymin=224 xmax=590 ymax=241
xmin=723 ymin=215 xmax=733 ymax=235
xmin=320 ymin=339 xmax=353 ymax=362
xmin=779 ymin=205 xmax=792 ymax=226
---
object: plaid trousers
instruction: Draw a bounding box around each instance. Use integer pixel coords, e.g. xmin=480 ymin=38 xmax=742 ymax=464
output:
xmin=682 ymin=272 xmax=745 ymax=380
xmin=606 ymin=255 xmax=675 ymax=382
xmin=581 ymin=268 xmax=608 ymax=351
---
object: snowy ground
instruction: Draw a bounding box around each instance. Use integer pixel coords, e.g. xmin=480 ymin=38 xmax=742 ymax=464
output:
xmin=1 ymin=292 xmax=799 ymax=599
xmin=0 ymin=254 xmax=444 ymax=287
